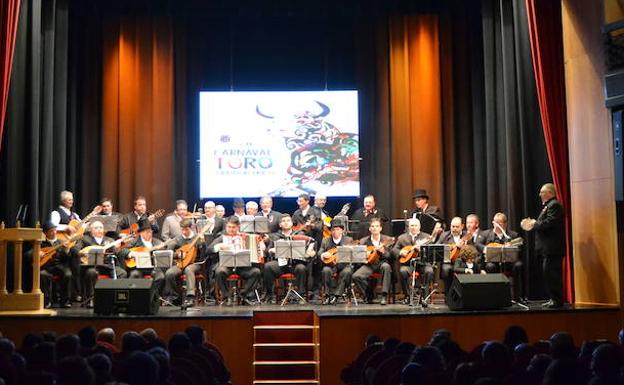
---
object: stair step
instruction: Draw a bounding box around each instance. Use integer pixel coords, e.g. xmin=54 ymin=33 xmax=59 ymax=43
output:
xmin=254 ymin=343 xmax=317 ymax=347
xmin=254 ymin=325 xmax=318 ymax=330
xmin=254 ymin=360 xmax=318 ymax=366
xmin=253 ymin=381 xmax=320 ymax=384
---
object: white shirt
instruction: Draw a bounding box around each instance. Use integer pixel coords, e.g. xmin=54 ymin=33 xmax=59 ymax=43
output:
xmin=50 ymin=206 xmax=80 ymax=231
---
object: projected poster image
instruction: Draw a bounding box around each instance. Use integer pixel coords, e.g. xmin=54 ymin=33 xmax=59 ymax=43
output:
xmin=199 ymin=91 xmax=360 ymax=198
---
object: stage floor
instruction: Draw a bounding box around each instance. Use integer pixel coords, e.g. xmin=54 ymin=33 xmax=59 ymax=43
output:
xmin=20 ymin=300 xmax=616 ymax=319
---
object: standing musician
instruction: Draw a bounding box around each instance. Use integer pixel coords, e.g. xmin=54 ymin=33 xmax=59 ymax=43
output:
xmin=352 ymin=218 xmax=394 ymax=305
xmin=521 ymin=183 xmax=565 ymax=308
xmin=118 ymin=196 xmax=160 ymax=235
xmin=74 ymin=221 xmax=127 ymax=307
xmin=246 ymin=201 xmax=259 ymax=216
xmin=203 ymin=201 xmax=225 ymax=239
xmin=163 ymin=219 xmax=207 ymax=306
xmin=483 ymin=212 xmax=525 ymax=302
xmin=209 ymin=217 xmax=262 ymax=305
xmin=99 ymin=197 xmax=122 ymax=239
xmin=350 ymin=195 xmax=390 ymax=241
xmin=292 ymin=193 xmax=323 ymax=299
xmin=258 ymin=195 xmax=282 ymax=233
xmin=161 ymin=200 xmax=188 ymax=241
xmin=215 ymin=205 xmax=226 ymax=218
xmin=229 ymin=198 xmax=246 ymax=221
xmin=39 ymin=221 xmax=73 ymax=308
xmin=319 ymin=220 xmax=354 ymax=305
xmin=452 ymin=245 xmax=483 ymax=275
xmin=436 ymin=217 xmax=466 ymax=294
xmin=263 ymin=214 xmax=316 ymax=304
xmin=410 ymin=189 xmax=444 ymax=222
xmin=392 ymin=218 xmax=435 ymax=304
xmin=119 ymin=219 xmax=166 ymax=292
xmin=313 ymin=193 xmax=330 ymax=223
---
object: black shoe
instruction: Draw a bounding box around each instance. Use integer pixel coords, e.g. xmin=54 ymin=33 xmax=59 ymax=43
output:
xmin=183 ymin=297 xmax=195 ymax=307
xmin=366 ymin=296 xmax=374 ymax=304
xmin=73 ymin=295 xmax=82 ymax=302
xmin=329 ymin=295 xmax=338 ymax=305
xmin=265 ymin=295 xmax=277 ymax=304
xmin=545 ymin=302 xmax=563 ymax=309
xmin=61 ymin=301 xmax=72 ymax=309
xmin=225 ymin=297 xmax=233 ymax=306
xmin=45 ymin=302 xmax=52 ymax=309
xmin=87 ymin=299 xmax=94 ymax=309
xmin=380 ymin=295 xmax=387 ymax=306
xmin=402 ymin=297 xmax=410 ymax=305
xmin=243 ymin=298 xmax=257 ymax=306
xmin=322 ymin=297 xmax=330 ymax=305
xmin=541 ymin=299 xmax=554 ymax=307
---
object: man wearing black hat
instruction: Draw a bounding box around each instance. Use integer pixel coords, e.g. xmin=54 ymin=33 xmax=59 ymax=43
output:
xmin=163 ymin=219 xmax=208 ymax=306
xmin=319 ymin=220 xmax=354 ymax=305
xmin=118 ymin=219 xmax=167 ymax=291
xmin=263 ymin=214 xmax=316 ymax=304
xmin=411 ymin=189 xmax=444 ymax=224
xmin=229 ymin=198 xmax=246 ymax=221
xmin=39 ymin=222 xmax=73 ymax=308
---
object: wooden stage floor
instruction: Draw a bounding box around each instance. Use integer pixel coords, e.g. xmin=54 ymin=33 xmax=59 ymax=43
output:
xmin=0 ymin=301 xmax=621 ymax=385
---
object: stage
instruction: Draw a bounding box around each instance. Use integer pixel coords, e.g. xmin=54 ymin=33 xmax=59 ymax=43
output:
xmin=0 ymin=301 xmax=620 ymax=384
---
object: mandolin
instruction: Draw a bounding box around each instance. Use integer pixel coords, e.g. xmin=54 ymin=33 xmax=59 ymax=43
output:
xmin=366 ymin=237 xmax=395 ymax=264
xmin=79 ymin=234 xmax=133 ymax=265
xmin=175 ymin=222 xmax=212 ymax=270
xmin=39 ymin=233 xmax=84 ymax=268
xmin=449 ymin=231 xmax=474 ymax=263
xmin=292 ymin=215 xmax=317 ymax=233
xmin=398 ymin=223 xmax=443 ymax=264
xmin=125 ymin=242 xmax=168 ymax=269
xmin=321 ymin=238 xmax=358 ymax=266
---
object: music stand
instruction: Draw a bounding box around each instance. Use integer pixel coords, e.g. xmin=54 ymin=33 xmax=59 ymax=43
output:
xmin=80 ymin=250 xmax=113 ymax=308
xmin=274 ymin=240 xmax=307 ymax=305
xmin=417 ymin=244 xmax=451 ymax=307
xmin=415 ymin=212 xmax=441 ymax=235
xmin=89 ymin=215 xmax=120 ymax=233
xmin=336 ymin=245 xmax=367 ymax=306
xmin=218 ymin=250 xmax=251 ymax=269
xmin=485 ymin=246 xmax=520 ymax=267
xmin=153 ymin=250 xmax=174 ymax=269
xmin=240 ymin=215 xmax=269 ymax=234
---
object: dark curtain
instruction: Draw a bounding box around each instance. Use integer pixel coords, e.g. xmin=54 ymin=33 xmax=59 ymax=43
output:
xmin=0 ymin=0 xmax=102 ymax=226
xmin=0 ymin=0 xmax=21 ymax=154
xmin=525 ymin=0 xmax=573 ymax=303
xmin=442 ymin=0 xmax=552 ymax=299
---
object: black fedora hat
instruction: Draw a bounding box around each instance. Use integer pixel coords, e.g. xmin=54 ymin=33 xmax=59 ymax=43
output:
xmin=413 ymin=189 xmax=429 ymax=199
xmin=137 ymin=218 xmax=152 ymax=232
xmin=330 ymin=219 xmax=345 ymax=229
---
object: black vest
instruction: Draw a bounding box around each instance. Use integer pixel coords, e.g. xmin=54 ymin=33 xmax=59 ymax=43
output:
xmin=57 ymin=207 xmax=76 ymax=224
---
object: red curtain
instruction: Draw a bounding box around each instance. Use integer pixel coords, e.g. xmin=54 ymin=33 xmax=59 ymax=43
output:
xmin=525 ymin=0 xmax=574 ymax=303
xmin=0 ymin=0 xmax=21 ymax=154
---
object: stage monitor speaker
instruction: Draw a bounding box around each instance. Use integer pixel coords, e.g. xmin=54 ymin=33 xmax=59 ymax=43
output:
xmin=447 ymin=274 xmax=511 ymax=311
xmin=94 ymin=279 xmax=160 ymax=315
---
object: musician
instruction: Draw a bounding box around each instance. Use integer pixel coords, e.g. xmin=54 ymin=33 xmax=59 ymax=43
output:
xmin=50 ymin=190 xmax=81 ymax=235
xmin=350 ymin=195 xmax=390 ymax=240
xmin=263 ymin=214 xmax=316 ymax=304
xmin=74 ymin=221 xmax=127 ymax=307
xmin=436 ymin=216 xmax=466 ymax=294
xmin=352 ymin=218 xmax=394 ymax=305
xmin=209 ymin=217 xmax=262 ymax=305
xmin=483 ymin=212 xmax=524 ymax=302
xmin=118 ymin=196 xmax=160 ymax=235
xmin=229 ymin=198 xmax=246 ymax=221
xmin=521 ymin=183 xmax=565 ymax=308
xmin=119 ymin=219 xmax=166 ymax=292
xmin=163 ymin=219 xmax=207 ymax=306
xmin=99 ymin=197 xmax=122 ymax=239
xmin=39 ymin=222 xmax=72 ymax=308
xmin=258 ymin=195 xmax=282 ymax=233
xmin=410 ymin=189 xmax=444 ymax=222
xmin=392 ymin=218 xmax=434 ymax=304
xmin=465 ymin=214 xmax=487 ymax=255
xmin=215 ymin=205 xmax=226 ymax=218
xmin=203 ymin=201 xmax=225 ymax=237
xmin=313 ymin=193 xmax=329 ymax=222
xmin=292 ymin=193 xmax=323 ymax=299
xmin=319 ymin=220 xmax=354 ymax=305
xmin=245 ymin=201 xmax=259 ymax=216
xmin=161 ymin=200 xmax=188 ymax=241
xmin=452 ymin=245 xmax=483 ymax=275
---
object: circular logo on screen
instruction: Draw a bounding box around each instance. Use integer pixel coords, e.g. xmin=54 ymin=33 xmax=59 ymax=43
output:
xmin=220 ymin=135 xmax=231 ymax=143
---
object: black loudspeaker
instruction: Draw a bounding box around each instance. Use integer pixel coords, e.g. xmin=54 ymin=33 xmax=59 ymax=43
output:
xmin=94 ymin=279 xmax=160 ymax=315
xmin=447 ymin=274 xmax=511 ymax=311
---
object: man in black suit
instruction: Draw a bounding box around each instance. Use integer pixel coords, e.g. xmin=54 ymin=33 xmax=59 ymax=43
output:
xmin=319 ymin=220 xmax=355 ymax=305
xmin=118 ymin=196 xmax=160 ymax=235
xmin=352 ymin=218 xmax=394 ymax=305
xmin=258 ymin=195 xmax=282 ymax=233
xmin=118 ymin=219 xmax=167 ymax=292
xmin=349 ymin=195 xmax=390 ymax=240
xmin=436 ymin=216 xmax=465 ymax=294
xmin=522 ymin=183 xmax=565 ymax=308
xmin=39 ymin=222 xmax=73 ymax=308
xmin=483 ymin=212 xmax=525 ymax=302
xmin=292 ymin=193 xmax=323 ymax=299
xmin=410 ymin=189 xmax=444 ymax=224
xmin=465 ymin=214 xmax=487 ymax=271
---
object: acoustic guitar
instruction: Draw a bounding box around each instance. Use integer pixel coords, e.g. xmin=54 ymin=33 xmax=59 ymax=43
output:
xmin=79 ymin=234 xmax=133 ymax=265
xmin=398 ymin=224 xmax=443 ymax=264
xmin=449 ymin=231 xmax=474 ymax=263
xmin=175 ymin=222 xmax=212 ymax=270
xmin=125 ymin=242 xmax=169 ymax=269
xmin=120 ymin=209 xmax=166 ymax=237
xmin=56 ymin=205 xmax=103 ymax=246
xmin=366 ymin=237 xmax=396 ymax=265
xmin=39 ymin=233 xmax=84 ymax=268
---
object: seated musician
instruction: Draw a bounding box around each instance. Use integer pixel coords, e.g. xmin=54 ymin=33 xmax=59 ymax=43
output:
xmin=392 ymin=218 xmax=435 ymax=305
xmin=483 ymin=212 xmax=525 ymax=302
xmin=349 ymin=195 xmax=390 ymax=241
xmin=319 ymin=219 xmax=354 ymax=305
xmin=292 ymin=193 xmax=323 ymax=299
xmin=263 ymin=214 xmax=316 ymax=304
xmin=453 ymin=244 xmax=483 ymax=275
xmin=99 ymin=197 xmax=122 ymax=239
xmin=352 ymin=218 xmax=394 ymax=305
xmin=74 ymin=221 xmax=127 ymax=307
xmin=209 ymin=217 xmax=262 ymax=305
xmin=163 ymin=219 xmax=207 ymax=306
xmin=119 ymin=219 xmax=166 ymax=293
xmin=118 ymin=195 xmax=160 ymax=235
xmin=465 ymin=214 xmax=488 ymax=267
xmin=436 ymin=216 xmax=466 ymax=294
xmin=39 ymin=221 xmax=72 ymax=308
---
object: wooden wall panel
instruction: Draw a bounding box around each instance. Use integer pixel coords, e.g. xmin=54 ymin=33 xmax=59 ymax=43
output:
xmin=562 ymin=0 xmax=620 ymax=305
